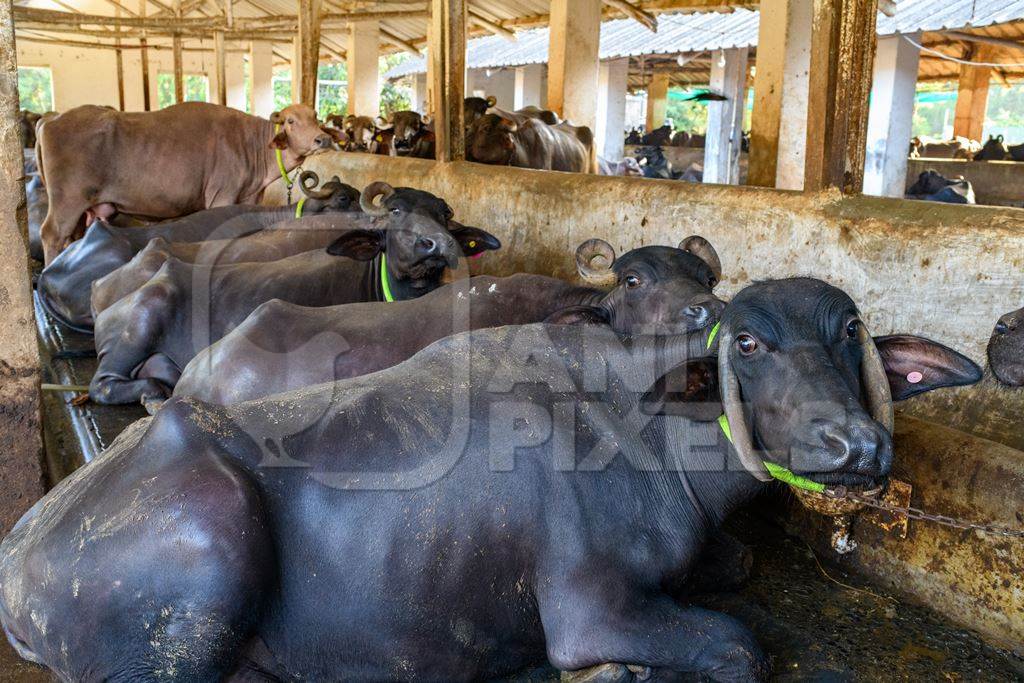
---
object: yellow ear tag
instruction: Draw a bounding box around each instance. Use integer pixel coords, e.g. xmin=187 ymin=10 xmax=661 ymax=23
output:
xmin=469 ymin=240 xmax=477 ymax=248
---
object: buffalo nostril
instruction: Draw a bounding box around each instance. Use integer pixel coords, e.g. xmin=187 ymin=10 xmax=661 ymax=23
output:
xmin=995 ymin=321 xmax=1011 ymax=335
xmin=418 ymin=237 xmax=437 ymax=253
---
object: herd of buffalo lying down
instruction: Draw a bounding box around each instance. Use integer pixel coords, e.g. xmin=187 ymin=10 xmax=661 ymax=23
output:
xmin=4 ymin=102 xmax=1024 ymax=681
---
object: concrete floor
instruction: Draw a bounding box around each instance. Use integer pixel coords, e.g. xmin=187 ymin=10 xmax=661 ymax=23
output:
xmin=9 ymin=293 xmax=1023 ymax=681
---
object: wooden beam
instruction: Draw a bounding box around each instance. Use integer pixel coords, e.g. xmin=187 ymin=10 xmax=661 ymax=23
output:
xmin=173 ymin=0 xmax=184 ymax=103
xmin=115 ymin=2 xmax=126 ymax=110
xmin=214 ymin=30 xmax=227 ymax=104
xmin=603 ymin=0 xmax=657 ymax=32
xmin=944 ymin=30 xmax=1024 ymax=53
xmin=140 ymin=0 xmax=151 ymax=110
xmin=16 ymin=34 xmax=252 ymax=51
xmin=953 ymin=44 xmax=994 ymax=142
xmin=297 ymin=0 xmax=322 ymax=106
xmin=467 ymin=9 xmax=515 ymax=41
xmin=429 ymin=0 xmax=465 ymax=161
xmin=747 ymin=0 xmax=789 ymax=187
xmin=0 ymin=0 xmax=47 ymax=535
xmin=381 ymin=27 xmax=421 ymax=56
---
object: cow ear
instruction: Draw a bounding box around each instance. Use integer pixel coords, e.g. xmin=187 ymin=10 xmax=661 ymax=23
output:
xmin=544 ymin=305 xmax=610 ymax=326
xmin=270 ymin=111 xmax=284 ymax=124
xmin=873 ymin=335 xmax=983 ymax=401
xmin=323 ymin=126 xmax=347 ymax=144
xmin=641 ymin=357 xmax=722 ymax=420
xmin=326 ymin=229 xmax=385 ymax=260
xmin=449 ymin=225 xmax=501 ymax=256
xmin=269 ymin=129 xmax=289 ymax=150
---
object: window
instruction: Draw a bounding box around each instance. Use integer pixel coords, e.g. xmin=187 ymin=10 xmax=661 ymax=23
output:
xmin=18 ymin=66 xmax=54 ymax=112
xmin=157 ymin=73 xmax=210 ymax=109
xmin=273 ymin=69 xmax=292 ymax=112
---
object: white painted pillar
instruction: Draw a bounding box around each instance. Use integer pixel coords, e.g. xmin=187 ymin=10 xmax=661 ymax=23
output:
xmin=704 ymin=47 xmax=749 ymax=185
xmin=413 ymin=72 xmax=428 ymax=113
xmin=864 ymin=34 xmax=921 ymax=197
xmin=773 ymin=0 xmax=813 ymax=191
xmin=348 ymin=20 xmax=380 ymax=117
xmin=226 ymin=52 xmax=247 ymax=111
xmin=596 ymin=58 xmax=628 ymax=160
xmin=513 ymin=64 xmax=543 ymax=109
xmin=250 ymin=41 xmax=275 ymax=116
xmin=546 ymin=0 xmax=601 ymax=130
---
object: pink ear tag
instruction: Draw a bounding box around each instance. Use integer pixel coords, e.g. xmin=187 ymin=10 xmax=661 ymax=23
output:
xmin=906 ymin=371 xmax=923 ymax=384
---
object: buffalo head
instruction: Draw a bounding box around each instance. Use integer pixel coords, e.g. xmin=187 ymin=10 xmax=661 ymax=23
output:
xmin=268 ymin=104 xmax=341 ymax=157
xmin=989 ymin=306 xmax=1024 ymax=386
xmin=551 ymin=236 xmax=724 ymax=335
xmin=325 ymin=182 xmax=500 ymax=296
xmin=466 ymin=114 xmax=517 ymax=166
xmin=464 ymin=96 xmax=496 ymax=125
xmin=645 ymin=279 xmax=982 ymax=490
xmin=297 ymin=171 xmax=361 ymax=213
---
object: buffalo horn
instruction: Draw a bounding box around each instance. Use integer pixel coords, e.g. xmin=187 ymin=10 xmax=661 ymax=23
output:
xmin=299 ymin=171 xmax=334 ymax=200
xmin=717 ymin=326 xmax=772 ymax=482
xmin=360 ymin=181 xmax=395 ymax=216
xmin=575 ymin=238 xmax=618 ymax=288
xmin=857 ymin=323 xmax=895 ymax=433
xmin=678 ymin=236 xmax=722 ymax=282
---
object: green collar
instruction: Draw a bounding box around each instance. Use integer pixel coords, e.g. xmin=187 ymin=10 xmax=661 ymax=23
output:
xmin=380 ymin=253 xmax=394 ymax=302
xmin=274 ymin=124 xmax=293 ymax=188
xmin=294 ymin=197 xmax=306 ymax=218
xmin=717 ymin=414 xmax=825 ymax=493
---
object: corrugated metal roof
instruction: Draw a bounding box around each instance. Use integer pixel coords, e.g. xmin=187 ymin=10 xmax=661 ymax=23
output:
xmin=386 ymin=0 xmax=1024 ymax=79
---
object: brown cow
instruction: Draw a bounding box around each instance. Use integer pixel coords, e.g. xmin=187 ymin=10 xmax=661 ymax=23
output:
xmin=466 ymin=113 xmax=595 ymax=173
xmin=36 ymin=102 xmax=339 ymax=263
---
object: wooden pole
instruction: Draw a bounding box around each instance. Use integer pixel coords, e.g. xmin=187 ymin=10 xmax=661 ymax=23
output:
xmin=173 ymin=0 xmax=184 ymax=104
xmin=115 ymin=3 xmax=126 ymax=110
xmin=297 ymin=0 xmax=322 ymax=106
xmin=214 ymin=30 xmax=227 ymax=105
xmin=429 ymin=0 xmax=465 ymax=161
xmin=140 ymin=0 xmax=151 ymax=110
xmin=953 ymin=44 xmax=993 ymax=142
xmin=0 ymin=0 xmax=47 ymax=535
xmin=747 ymin=0 xmax=790 ymax=187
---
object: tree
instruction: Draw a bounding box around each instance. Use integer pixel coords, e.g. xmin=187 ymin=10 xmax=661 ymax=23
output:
xmin=18 ymin=67 xmax=54 ymax=112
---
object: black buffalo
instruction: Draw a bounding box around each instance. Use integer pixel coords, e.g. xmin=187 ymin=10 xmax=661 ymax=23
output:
xmin=0 ymin=278 xmax=981 ymax=681
xmin=36 ymin=173 xmax=360 ymax=332
xmin=989 ymin=306 xmax=1023 ymax=386
xmin=173 ymin=236 xmax=725 ymax=404
xmin=974 ymin=134 xmax=1009 ymax=161
xmin=87 ymin=182 xmax=499 ymax=408
xmin=464 ymin=95 xmax=497 ymax=124
xmin=905 ymin=170 xmax=975 ymax=204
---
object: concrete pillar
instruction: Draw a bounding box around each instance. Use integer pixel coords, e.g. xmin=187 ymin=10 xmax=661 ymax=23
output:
xmin=704 ymin=47 xmax=749 ymax=185
xmin=0 ymin=0 xmax=46 ymax=534
xmin=413 ymin=71 xmax=428 ymax=113
xmin=250 ymin=41 xmax=274 ymax=116
xmin=596 ymin=58 xmax=628 ymax=160
xmin=429 ymin=0 xmax=466 ymax=161
xmin=348 ymin=20 xmax=380 ymax=117
xmin=225 ymin=52 xmax=247 ymax=111
xmin=514 ymin=64 xmax=543 ymax=109
xmin=864 ymin=34 xmax=921 ymax=197
xmin=953 ymin=45 xmax=993 ymax=142
xmin=546 ymin=0 xmax=601 ymax=130
xmin=645 ymin=72 xmax=669 ymax=131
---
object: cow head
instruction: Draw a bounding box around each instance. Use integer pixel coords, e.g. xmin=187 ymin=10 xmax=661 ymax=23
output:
xmin=551 ymin=237 xmax=724 ymax=335
xmin=325 ymin=182 xmax=500 ymax=297
xmin=268 ymin=104 xmax=340 ymax=157
xmin=392 ymin=111 xmax=429 ymax=148
xmin=340 ymin=115 xmax=379 ymax=152
xmin=989 ymin=306 xmax=1024 ymax=386
xmin=644 ymin=279 xmax=982 ymax=489
xmin=464 ymin=96 xmax=496 ymax=125
xmin=297 ymin=171 xmax=361 ymax=213
xmin=466 ymin=114 xmax=517 ymax=166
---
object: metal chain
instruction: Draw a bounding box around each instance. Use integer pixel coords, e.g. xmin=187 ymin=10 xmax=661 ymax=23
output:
xmin=823 ymin=487 xmax=1024 ymax=539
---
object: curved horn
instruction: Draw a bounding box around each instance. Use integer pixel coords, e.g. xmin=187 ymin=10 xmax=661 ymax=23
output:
xmin=359 ymin=181 xmax=395 ymax=216
xmin=299 ymin=171 xmax=335 ymax=200
xmin=678 ymin=235 xmax=722 ymax=282
xmin=486 ymin=95 xmax=497 ymax=107
xmin=717 ymin=327 xmax=772 ymax=482
xmin=574 ymin=238 xmax=618 ymax=288
xmin=858 ymin=323 xmax=894 ymax=433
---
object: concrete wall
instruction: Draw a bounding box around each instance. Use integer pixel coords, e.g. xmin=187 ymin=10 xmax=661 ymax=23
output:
xmin=267 ymin=153 xmax=1024 ymax=364
xmin=466 ymin=67 xmax=516 ymax=110
xmin=906 ymin=157 xmax=1024 ymax=208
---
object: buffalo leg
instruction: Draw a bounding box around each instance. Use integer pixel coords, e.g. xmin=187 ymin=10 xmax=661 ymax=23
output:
xmin=541 ymin=586 xmax=768 ymax=682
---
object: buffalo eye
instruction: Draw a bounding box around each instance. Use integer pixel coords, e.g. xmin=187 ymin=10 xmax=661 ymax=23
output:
xmin=624 ymin=275 xmax=641 ymax=289
xmin=390 ymin=207 xmax=401 ymax=215
xmin=736 ymin=334 xmax=758 ymax=356
xmin=846 ymin=318 xmax=861 ymax=339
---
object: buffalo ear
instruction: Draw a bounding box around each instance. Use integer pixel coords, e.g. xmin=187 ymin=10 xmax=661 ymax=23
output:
xmin=874 ymin=335 xmax=983 ymax=401
xmin=269 ymin=129 xmax=289 ymax=150
xmin=326 ymin=229 xmax=385 ymax=260
xmin=641 ymin=357 xmax=722 ymax=421
xmin=544 ymin=305 xmax=610 ymax=326
xmin=449 ymin=225 xmax=501 ymax=256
